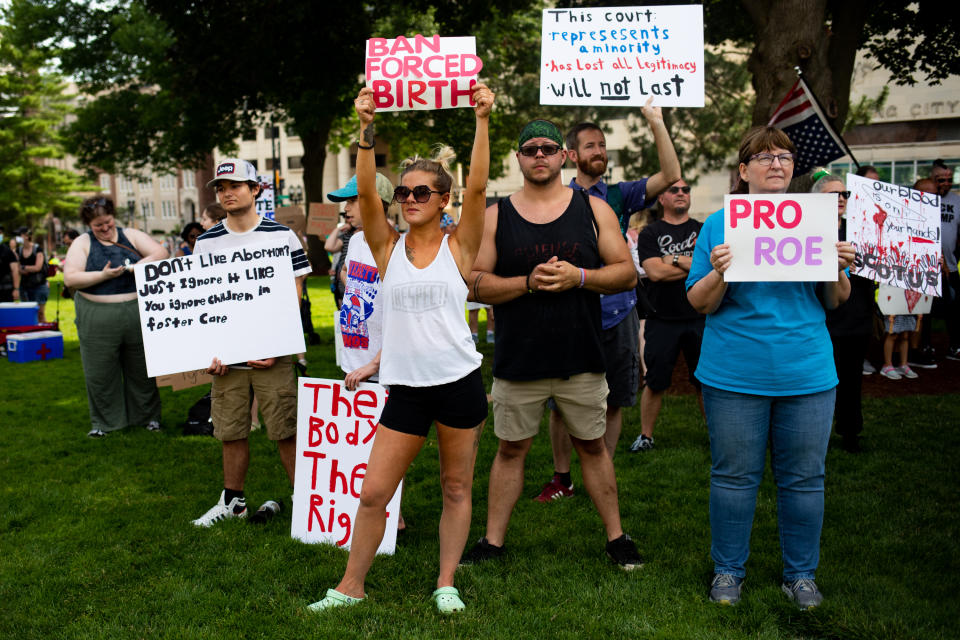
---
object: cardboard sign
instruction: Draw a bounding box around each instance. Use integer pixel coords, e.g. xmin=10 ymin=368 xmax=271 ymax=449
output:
xmin=877 ymin=283 xmax=934 ymax=315
xmin=307 ymin=202 xmax=340 ymax=237
xmin=846 ymin=173 xmax=942 ymax=296
xmin=274 ymin=206 xmax=306 ymax=235
xmin=540 ymin=5 xmax=704 ymax=107
xmin=366 ymin=34 xmax=482 ymax=111
xmin=291 ymin=378 xmax=401 ymax=554
xmin=256 ymin=174 xmax=275 ymax=220
xmin=155 ymin=369 xmax=213 ymax=391
xmin=723 ymin=194 xmax=839 ymax=282
xmin=133 ymin=240 xmax=306 ymax=377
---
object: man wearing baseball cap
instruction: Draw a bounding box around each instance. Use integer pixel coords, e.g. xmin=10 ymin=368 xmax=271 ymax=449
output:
xmin=191 ymin=158 xmax=313 ymax=527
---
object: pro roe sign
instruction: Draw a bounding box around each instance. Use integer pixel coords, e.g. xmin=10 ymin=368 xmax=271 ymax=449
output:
xmin=365 ymin=34 xmax=482 ymax=111
xmin=723 ymin=193 xmax=839 ymax=282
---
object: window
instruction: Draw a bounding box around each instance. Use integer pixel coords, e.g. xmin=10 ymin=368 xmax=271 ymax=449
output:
xmin=138 ymin=174 xmax=153 ymax=190
xmin=158 ymin=173 xmax=176 ymax=191
xmin=241 ymin=127 xmax=257 ymax=141
xmin=245 ymin=159 xmax=258 ymax=170
xmin=118 ymin=176 xmax=135 ymax=195
xmin=99 ymin=174 xmax=111 ymax=190
xmin=182 ymin=171 xmax=195 ymax=188
xmin=263 ymin=126 xmax=280 ymax=139
xmin=140 ymin=201 xmax=156 ymax=218
xmin=161 ymin=201 xmax=177 ymax=219
xmin=265 ymin=158 xmax=276 ymax=171
xmin=288 ymin=155 xmax=303 ymax=170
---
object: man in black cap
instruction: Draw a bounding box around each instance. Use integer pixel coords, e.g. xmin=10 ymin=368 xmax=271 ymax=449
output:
xmin=463 ymin=120 xmax=642 ymax=569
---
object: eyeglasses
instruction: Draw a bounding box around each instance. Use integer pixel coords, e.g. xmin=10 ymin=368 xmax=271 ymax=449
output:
xmin=394 ymin=185 xmax=443 ymax=203
xmin=826 ymin=190 xmax=851 ymax=199
xmin=518 ymin=143 xmax=562 ymax=157
xmin=749 ymin=153 xmax=795 ymax=167
xmin=667 ymin=185 xmax=691 ymax=194
xmin=83 ymin=197 xmax=108 ymax=211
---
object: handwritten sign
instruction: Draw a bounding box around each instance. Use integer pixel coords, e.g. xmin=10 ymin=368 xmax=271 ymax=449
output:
xmin=256 ymin=174 xmax=275 ymax=220
xmin=275 ymin=206 xmax=306 ymax=235
xmin=291 ymin=378 xmax=400 ymax=554
xmin=133 ymin=240 xmax=306 ymax=377
xmin=155 ymin=369 xmax=213 ymax=391
xmin=723 ymin=194 xmax=839 ymax=282
xmin=307 ymin=202 xmax=340 ymax=238
xmin=846 ymin=173 xmax=941 ymax=295
xmin=877 ymin=283 xmax=934 ymax=316
xmin=366 ymin=34 xmax=482 ymax=112
xmin=540 ymin=5 xmax=704 ymax=107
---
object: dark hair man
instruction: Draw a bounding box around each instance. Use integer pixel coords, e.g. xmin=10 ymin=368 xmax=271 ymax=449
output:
xmin=192 ymin=158 xmax=312 ymax=527
xmin=463 ymin=120 xmax=643 ymax=569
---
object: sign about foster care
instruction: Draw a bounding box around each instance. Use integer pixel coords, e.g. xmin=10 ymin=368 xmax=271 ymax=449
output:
xmin=291 ymin=378 xmax=401 ymax=554
xmin=366 ymin=34 xmax=482 ymax=111
xmin=845 ymin=173 xmax=941 ymax=296
xmin=540 ymin=5 xmax=704 ymax=107
xmin=133 ymin=240 xmax=306 ymax=377
xmin=723 ymin=194 xmax=839 ymax=282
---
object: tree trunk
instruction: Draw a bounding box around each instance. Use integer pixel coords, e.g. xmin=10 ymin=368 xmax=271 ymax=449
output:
xmin=298 ymin=122 xmax=332 ymax=275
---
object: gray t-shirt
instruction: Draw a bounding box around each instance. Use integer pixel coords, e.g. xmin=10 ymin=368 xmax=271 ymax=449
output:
xmin=941 ymin=192 xmax=960 ymax=272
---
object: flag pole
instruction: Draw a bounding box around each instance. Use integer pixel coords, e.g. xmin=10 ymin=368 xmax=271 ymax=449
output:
xmin=794 ymin=67 xmax=861 ymax=171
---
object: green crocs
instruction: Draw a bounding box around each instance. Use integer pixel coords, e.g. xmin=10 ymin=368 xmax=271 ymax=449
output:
xmin=307 ymin=588 xmax=366 ymax=612
xmin=432 ymin=586 xmax=465 ymax=614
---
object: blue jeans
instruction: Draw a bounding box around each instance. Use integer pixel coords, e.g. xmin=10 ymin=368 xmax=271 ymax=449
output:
xmin=703 ymin=384 xmax=835 ymax=581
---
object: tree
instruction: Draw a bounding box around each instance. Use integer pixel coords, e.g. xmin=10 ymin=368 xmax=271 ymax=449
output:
xmin=0 ymin=27 xmax=89 ymax=229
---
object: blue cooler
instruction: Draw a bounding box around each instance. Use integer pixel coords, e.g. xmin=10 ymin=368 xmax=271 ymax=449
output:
xmin=0 ymin=302 xmax=39 ymax=327
xmin=6 ymin=330 xmax=64 ymax=363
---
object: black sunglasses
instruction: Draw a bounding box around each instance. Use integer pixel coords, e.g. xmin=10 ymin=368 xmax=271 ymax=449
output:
xmin=667 ymin=186 xmax=691 ymax=194
xmin=394 ymin=185 xmax=443 ymax=203
xmin=83 ymin=197 xmax=108 ymax=211
xmin=518 ymin=143 xmax=562 ymax=157
xmin=827 ymin=190 xmax=851 ymax=199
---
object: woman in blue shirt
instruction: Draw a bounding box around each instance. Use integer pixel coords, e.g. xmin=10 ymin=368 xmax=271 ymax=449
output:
xmin=686 ymin=126 xmax=854 ymax=609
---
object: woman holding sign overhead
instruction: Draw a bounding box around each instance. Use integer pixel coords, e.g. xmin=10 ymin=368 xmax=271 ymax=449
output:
xmin=685 ymin=126 xmax=855 ymax=610
xmin=309 ymin=83 xmax=493 ymax=615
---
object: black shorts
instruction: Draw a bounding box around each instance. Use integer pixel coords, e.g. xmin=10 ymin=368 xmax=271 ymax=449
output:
xmin=379 ymin=367 xmax=488 ymax=437
xmin=603 ymin=308 xmax=640 ymax=407
xmin=643 ymin=317 xmax=704 ymax=392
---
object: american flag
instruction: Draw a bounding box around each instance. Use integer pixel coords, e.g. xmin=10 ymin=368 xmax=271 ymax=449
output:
xmin=768 ymin=78 xmax=848 ymax=176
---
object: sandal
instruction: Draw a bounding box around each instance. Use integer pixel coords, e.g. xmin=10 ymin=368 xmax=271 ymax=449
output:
xmin=306 ymin=588 xmax=365 ymax=612
xmin=432 ymin=586 xmax=465 ymax=614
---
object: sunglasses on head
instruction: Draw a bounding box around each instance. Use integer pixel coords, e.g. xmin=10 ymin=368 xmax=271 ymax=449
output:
xmin=827 ymin=190 xmax=851 ymax=199
xmin=394 ymin=185 xmax=443 ymax=203
xmin=518 ymin=143 xmax=562 ymax=157
xmin=84 ymin=198 xmax=108 ymax=211
xmin=667 ymin=185 xmax=691 ymax=194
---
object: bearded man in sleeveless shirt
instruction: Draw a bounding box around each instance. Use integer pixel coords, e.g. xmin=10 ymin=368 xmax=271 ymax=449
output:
xmin=462 ymin=120 xmax=643 ymax=569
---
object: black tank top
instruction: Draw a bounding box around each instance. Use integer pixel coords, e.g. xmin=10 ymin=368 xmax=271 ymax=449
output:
xmin=492 ymin=190 xmax=605 ymax=380
xmin=84 ymin=228 xmax=142 ymax=295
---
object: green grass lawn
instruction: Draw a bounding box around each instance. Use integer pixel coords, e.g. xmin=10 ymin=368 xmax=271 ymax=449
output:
xmin=1 ymin=276 xmax=958 ymax=639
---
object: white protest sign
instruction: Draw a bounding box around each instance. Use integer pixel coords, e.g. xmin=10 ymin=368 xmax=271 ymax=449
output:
xmin=723 ymin=194 xmax=839 ymax=282
xmin=845 ymin=173 xmax=941 ymax=296
xmin=256 ymin=174 xmax=275 ymax=220
xmin=365 ymin=34 xmax=482 ymax=111
xmin=877 ymin=283 xmax=934 ymax=316
xmin=540 ymin=5 xmax=704 ymax=107
xmin=291 ymin=378 xmax=401 ymax=554
xmin=133 ymin=240 xmax=306 ymax=377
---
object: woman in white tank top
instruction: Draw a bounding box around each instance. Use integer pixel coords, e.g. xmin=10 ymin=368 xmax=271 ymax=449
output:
xmin=310 ymin=84 xmax=494 ymax=615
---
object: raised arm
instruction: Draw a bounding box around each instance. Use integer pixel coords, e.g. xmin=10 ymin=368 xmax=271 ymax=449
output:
xmin=354 ymin=87 xmax=398 ymax=274
xmin=639 ymin=98 xmax=681 ymax=199
xmin=450 ymin=83 xmax=494 ymax=279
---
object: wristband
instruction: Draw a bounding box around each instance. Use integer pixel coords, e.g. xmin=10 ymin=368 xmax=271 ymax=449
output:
xmin=578 ymin=268 xmax=586 ymax=288
xmin=356 ymin=141 xmax=375 ymax=149
xmin=672 ymin=254 xmax=680 ymax=267
xmin=526 ymin=271 xmax=535 ymax=294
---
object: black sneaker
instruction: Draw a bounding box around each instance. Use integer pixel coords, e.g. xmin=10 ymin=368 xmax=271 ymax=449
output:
xmin=459 ymin=537 xmax=505 ymax=565
xmin=605 ymin=534 xmax=643 ymax=570
xmin=947 ymin=347 xmax=960 ymax=361
xmin=908 ymin=347 xmax=938 ymax=369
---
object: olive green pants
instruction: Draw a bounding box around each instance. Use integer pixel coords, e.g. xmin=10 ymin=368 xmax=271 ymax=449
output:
xmin=75 ymin=294 xmax=162 ymax=432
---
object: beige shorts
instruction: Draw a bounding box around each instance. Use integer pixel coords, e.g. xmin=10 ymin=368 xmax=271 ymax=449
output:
xmin=491 ymin=372 xmax=608 ymax=442
xmin=211 ymin=355 xmax=297 ymax=442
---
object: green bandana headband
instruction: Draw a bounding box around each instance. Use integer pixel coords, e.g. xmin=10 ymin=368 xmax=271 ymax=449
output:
xmin=518 ymin=120 xmax=563 ymax=148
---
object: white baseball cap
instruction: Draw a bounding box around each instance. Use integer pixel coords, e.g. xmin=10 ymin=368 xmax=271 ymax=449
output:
xmin=207 ymin=158 xmax=258 ymax=188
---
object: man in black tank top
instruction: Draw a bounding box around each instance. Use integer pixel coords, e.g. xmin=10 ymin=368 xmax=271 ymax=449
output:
xmin=462 ymin=120 xmax=643 ymax=569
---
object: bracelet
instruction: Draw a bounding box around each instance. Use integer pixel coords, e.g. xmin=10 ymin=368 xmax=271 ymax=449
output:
xmin=578 ymin=268 xmax=586 ymax=288
xmin=526 ymin=271 xmax=535 ymax=294
xmin=473 ymin=272 xmax=485 ymax=304
xmin=356 ymin=141 xmax=375 ymax=149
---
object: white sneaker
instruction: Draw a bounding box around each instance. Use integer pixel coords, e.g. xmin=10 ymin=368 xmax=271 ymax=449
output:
xmin=862 ymin=359 xmax=876 ymax=375
xmin=879 ymin=365 xmax=902 ymax=380
xmin=192 ymin=491 xmax=247 ymax=527
xmin=145 ymin=420 xmax=161 ymax=432
xmin=897 ymin=365 xmax=918 ymax=379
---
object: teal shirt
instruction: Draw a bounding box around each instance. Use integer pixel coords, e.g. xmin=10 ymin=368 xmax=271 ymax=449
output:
xmin=686 ymin=210 xmax=838 ymax=396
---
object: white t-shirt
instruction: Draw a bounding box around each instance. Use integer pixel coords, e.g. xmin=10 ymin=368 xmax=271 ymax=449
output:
xmin=338 ymin=232 xmax=383 ymax=377
xmin=379 ymin=234 xmax=482 ymax=386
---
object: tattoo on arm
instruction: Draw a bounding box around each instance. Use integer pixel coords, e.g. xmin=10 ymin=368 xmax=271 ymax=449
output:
xmin=362 ymin=124 xmax=375 ymax=146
